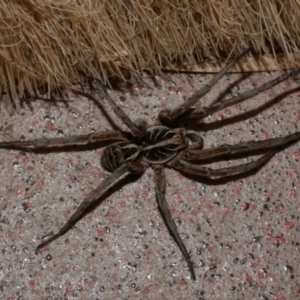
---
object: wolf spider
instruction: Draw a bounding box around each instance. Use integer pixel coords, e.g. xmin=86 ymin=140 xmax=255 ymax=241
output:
xmin=1 ymin=47 xmax=300 ymax=280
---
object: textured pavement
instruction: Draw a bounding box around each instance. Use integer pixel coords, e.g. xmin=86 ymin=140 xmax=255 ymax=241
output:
xmin=0 ymin=70 xmax=300 ymax=299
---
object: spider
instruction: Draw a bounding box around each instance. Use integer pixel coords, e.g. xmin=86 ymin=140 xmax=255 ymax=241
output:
xmin=1 ymin=47 xmax=300 ymax=280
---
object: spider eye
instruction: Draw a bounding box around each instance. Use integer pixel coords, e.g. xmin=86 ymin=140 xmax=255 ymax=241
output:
xmin=186 ymin=131 xmax=203 ymax=150
xmin=101 ymin=142 xmax=140 ymax=172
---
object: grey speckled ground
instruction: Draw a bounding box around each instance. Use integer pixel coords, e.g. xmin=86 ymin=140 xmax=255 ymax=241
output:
xmin=0 ymin=70 xmax=300 ymax=300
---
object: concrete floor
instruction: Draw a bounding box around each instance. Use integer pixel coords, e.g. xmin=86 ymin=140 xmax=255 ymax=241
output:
xmin=0 ymin=70 xmax=300 ymax=299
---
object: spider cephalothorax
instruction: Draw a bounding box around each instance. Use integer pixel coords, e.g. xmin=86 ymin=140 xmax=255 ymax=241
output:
xmin=1 ymin=47 xmax=300 ymax=280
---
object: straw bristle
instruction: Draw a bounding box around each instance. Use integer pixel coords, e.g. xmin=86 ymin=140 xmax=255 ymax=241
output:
xmin=1 ymin=0 xmax=300 ymax=99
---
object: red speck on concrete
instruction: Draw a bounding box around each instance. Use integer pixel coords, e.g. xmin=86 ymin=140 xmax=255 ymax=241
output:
xmin=175 ymin=278 xmax=188 ymax=286
xmin=26 ymin=202 xmax=35 ymax=210
xmin=224 ymin=108 xmax=231 ymax=115
xmin=285 ymin=221 xmax=294 ymax=229
xmin=31 ymin=120 xmax=39 ymax=127
xmin=108 ymin=209 xmax=117 ymax=220
xmin=240 ymin=202 xmax=250 ymax=211
xmin=63 ymin=210 xmax=70 ymax=218
xmin=82 ymin=189 xmax=92 ymax=197
xmin=97 ymin=228 xmax=105 ymax=236
xmin=23 ymin=156 xmax=30 ymax=163
xmin=172 ymin=194 xmax=183 ymax=203
xmin=272 ymin=295 xmax=287 ymax=300
xmin=264 ymin=178 xmax=271 ymax=184
xmin=251 ymin=262 xmax=258 ymax=268
xmin=276 ymin=235 xmax=286 ymax=245
xmin=235 ymin=104 xmax=242 ymax=110
xmin=215 ymin=111 xmax=224 ymax=121
xmin=142 ymin=285 xmax=150 ymax=296
xmin=87 ymin=166 xmax=103 ymax=177
xmin=293 ymin=151 xmax=300 ymax=159
xmin=208 ymin=246 xmax=214 ymax=253
xmin=257 ymin=270 xmax=268 ymax=279
xmin=65 ymin=287 xmax=73 ymax=296
xmin=204 ymin=203 xmax=213 ymax=211
xmin=6 ymin=231 xmax=12 ymax=238
xmin=205 ymin=276 xmax=213 ymax=283
xmin=118 ymin=200 xmax=126 ymax=208
xmin=263 ymin=131 xmax=269 ymax=139
xmin=290 ymin=189 xmax=297 ymax=197
xmin=45 ymin=122 xmax=54 ymax=131
xmin=29 ymin=280 xmax=36 ymax=288
xmin=244 ymin=274 xmax=252 ymax=282
xmin=142 ymin=189 xmax=149 ymax=197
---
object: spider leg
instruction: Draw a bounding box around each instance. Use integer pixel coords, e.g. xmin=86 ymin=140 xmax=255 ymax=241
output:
xmin=153 ymin=165 xmax=196 ymax=280
xmin=183 ymin=132 xmax=300 ymax=161
xmin=36 ymin=162 xmax=146 ymax=254
xmin=159 ymin=47 xmax=252 ymax=126
xmin=171 ymin=150 xmax=276 ymax=177
xmin=183 ymin=67 xmax=300 ymax=121
xmin=0 ymin=130 xmax=127 ymax=149
xmin=89 ymin=79 xmax=146 ymax=138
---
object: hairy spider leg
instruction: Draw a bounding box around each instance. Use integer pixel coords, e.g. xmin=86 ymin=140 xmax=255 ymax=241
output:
xmin=183 ymin=132 xmax=300 ymax=161
xmin=153 ymin=165 xmax=196 ymax=280
xmin=36 ymin=162 xmax=146 ymax=254
xmin=76 ymin=71 xmax=145 ymax=137
xmin=171 ymin=151 xmax=276 ymax=178
xmin=88 ymin=79 xmax=145 ymax=137
xmin=159 ymin=47 xmax=252 ymax=125
xmin=179 ymin=67 xmax=300 ymax=123
xmin=0 ymin=130 xmax=127 ymax=149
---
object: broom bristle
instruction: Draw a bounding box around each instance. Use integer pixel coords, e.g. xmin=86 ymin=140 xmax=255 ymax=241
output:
xmin=1 ymin=0 xmax=300 ymax=99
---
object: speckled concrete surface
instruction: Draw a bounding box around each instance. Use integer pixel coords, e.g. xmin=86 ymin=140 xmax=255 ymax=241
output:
xmin=0 ymin=70 xmax=300 ymax=299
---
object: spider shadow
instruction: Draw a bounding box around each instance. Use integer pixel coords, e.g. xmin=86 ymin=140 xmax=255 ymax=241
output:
xmin=72 ymin=89 xmax=122 ymax=132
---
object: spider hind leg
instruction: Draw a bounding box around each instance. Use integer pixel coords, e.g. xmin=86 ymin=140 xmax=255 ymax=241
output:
xmin=153 ymin=165 xmax=196 ymax=280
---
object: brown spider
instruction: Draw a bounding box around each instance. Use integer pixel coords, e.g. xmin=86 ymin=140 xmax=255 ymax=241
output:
xmin=1 ymin=47 xmax=300 ymax=280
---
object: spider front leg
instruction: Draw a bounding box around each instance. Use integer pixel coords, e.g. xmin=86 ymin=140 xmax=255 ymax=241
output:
xmin=81 ymin=78 xmax=146 ymax=138
xmin=153 ymin=165 xmax=196 ymax=280
xmin=36 ymin=161 xmax=146 ymax=254
xmin=182 ymin=67 xmax=300 ymax=123
xmin=159 ymin=47 xmax=252 ymax=127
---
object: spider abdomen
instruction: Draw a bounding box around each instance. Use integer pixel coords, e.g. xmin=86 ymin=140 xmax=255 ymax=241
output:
xmin=101 ymin=142 xmax=141 ymax=172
